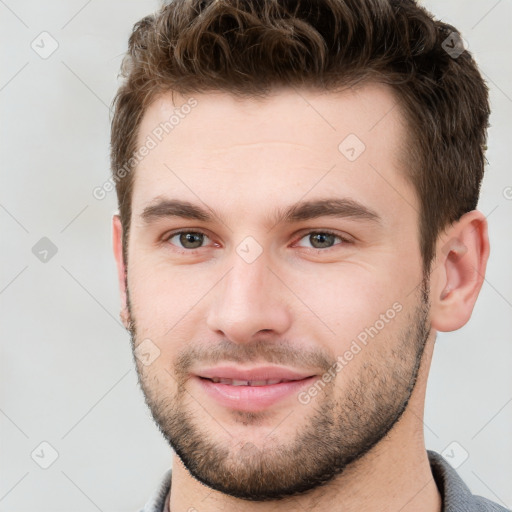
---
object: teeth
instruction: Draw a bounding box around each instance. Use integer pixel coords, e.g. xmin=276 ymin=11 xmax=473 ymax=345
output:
xmin=208 ymin=378 xmax=291 ymax=386
xmin=231 ymin=379 xmax=250 ymax=386
xmin=251 ymin=380 xmax=272 ymax=386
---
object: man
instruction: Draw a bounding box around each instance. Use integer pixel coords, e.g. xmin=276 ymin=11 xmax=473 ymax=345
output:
xmin=109 ymin=0 xmax=508 ymax=511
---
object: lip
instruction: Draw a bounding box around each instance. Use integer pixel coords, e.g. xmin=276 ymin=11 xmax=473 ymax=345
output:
xmin=195 ymin=365 xmax=315 ymax=382
xmin=193 ymin=366 xmax=318 ymax=412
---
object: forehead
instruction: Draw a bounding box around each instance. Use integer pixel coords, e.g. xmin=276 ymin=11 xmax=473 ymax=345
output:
xmin=130 ymin=83 xmax=416 ymax=222
xmin=136 ymin=82 xmax=407 ymax=154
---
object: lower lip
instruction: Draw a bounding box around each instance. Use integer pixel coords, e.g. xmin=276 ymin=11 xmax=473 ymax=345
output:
xmin=195 ymin=376 xmax=317 ymax=412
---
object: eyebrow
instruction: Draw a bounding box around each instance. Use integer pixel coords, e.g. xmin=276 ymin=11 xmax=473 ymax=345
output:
xmin=140 ymin=197 xmax=381 ymax=227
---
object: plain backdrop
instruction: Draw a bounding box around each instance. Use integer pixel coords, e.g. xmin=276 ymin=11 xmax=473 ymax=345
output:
xmin=1 ymin=1 xmax=511 ymax=510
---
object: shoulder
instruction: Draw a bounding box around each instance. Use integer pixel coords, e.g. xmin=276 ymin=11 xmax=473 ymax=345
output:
xmin=427 ymin=450 xmax=510 ymax=512
xmin=471 ymin=494 xmax=510 ymax=512
xmin=138 ymin=468 xmax=173 ymax=512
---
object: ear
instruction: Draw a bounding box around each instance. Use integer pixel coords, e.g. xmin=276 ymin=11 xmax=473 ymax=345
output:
xmin=429 ymin=210 xmax=490 ymax=332
xmin=112 ymin=214 xmax=131 ymax=330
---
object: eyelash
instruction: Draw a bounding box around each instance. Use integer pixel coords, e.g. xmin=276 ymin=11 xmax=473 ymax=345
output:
xmin=162 ymin=229 xmax=352 ymax=253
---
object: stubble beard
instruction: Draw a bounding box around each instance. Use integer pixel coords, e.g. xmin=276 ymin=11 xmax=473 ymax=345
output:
xmin=126 ymin=278 xmax=431 ymax=501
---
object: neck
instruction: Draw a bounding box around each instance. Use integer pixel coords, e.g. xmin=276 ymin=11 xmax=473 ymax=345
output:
xmin=169 ymin=338 xmax=441 ymax=512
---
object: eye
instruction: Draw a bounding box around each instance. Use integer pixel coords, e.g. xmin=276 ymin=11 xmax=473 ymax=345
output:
xmin=296 ymin=231 xmax=348 ymax=250
xmin=166 ymin=231 xmax=211 ymax=250
xmin=162 ymin=229 xmax=350 ymax=253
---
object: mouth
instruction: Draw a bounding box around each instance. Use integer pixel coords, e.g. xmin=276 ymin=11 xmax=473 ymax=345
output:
xmin=199 ymin=377 xmax=306 ymax=386
xmin=192 ymin=366 xmax=318 ymax=412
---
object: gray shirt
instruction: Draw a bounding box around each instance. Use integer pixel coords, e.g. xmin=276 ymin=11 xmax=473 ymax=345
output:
xmin=139 ymin=450 xmax=510 ymax=512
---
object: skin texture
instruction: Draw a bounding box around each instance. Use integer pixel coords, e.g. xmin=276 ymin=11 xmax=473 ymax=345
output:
xmin=113 ymin=83 xmax=489 ymax=512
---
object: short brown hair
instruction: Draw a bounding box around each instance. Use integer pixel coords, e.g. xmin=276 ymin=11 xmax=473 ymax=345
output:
xmin=110 ymin=0 xmax=490 ymax=274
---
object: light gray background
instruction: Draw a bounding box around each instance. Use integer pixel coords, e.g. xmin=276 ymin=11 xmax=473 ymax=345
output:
xmin=1 ymin=1 xmax=511 ymax=511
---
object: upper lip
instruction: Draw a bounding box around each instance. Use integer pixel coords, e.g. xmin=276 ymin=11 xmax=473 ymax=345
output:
xmin=195 ymin=365 xmax=316 ymax=382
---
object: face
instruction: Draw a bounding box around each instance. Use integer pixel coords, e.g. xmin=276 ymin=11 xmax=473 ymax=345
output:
xmin=119 ymin=83 xmax=432 ymax=500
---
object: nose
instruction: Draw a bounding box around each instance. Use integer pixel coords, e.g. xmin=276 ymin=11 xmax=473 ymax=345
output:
xmin=206 ymin=252 xmax=293 ymax=344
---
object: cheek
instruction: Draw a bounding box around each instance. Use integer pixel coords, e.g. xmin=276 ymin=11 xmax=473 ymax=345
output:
xmin=296 ymin=263 xmax=407 ymax=339
xmin=127 ymin=255 xmax=214 ymax=341
xmin=127 ymin=243 xmax=420 ymax=351
xmin=304 ymin=267 xmax=419 ymax=384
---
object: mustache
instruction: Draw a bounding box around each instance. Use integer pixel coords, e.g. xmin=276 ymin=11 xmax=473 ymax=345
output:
xmin=174 ymin=338 xmax=334 ymax=376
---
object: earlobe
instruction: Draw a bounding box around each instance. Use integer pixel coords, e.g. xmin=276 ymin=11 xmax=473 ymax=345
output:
xmin=112 ymin=214 xmax=131 ymax=330
xmin=429 ymin=210 xmax=489 ymax=332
